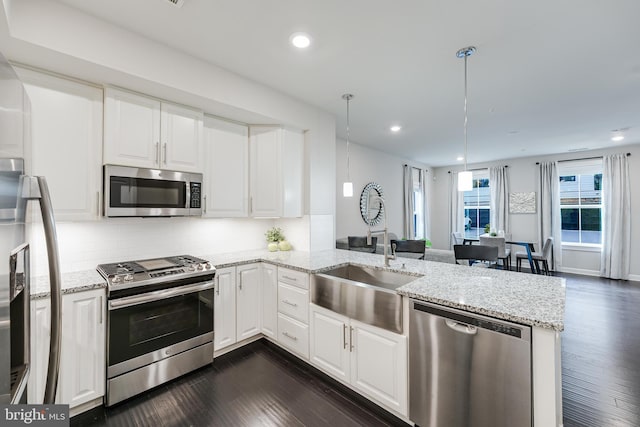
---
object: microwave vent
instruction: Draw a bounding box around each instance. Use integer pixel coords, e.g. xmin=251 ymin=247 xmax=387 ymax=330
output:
xmin=165 ymin=0 xmax=185 ymax=7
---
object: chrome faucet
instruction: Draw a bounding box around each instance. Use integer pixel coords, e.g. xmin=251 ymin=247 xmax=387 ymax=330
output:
xmin=366 ymin=196 xmax=396 ymax=267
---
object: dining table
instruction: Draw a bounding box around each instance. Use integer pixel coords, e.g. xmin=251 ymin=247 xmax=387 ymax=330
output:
xmin=463 ymin=235 xmax=541 ymax=274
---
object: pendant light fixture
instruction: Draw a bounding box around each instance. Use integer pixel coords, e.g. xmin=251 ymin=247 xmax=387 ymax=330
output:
xmin=457 ymin=46 xmax=476 ymax=192
xmin=342 ymin=93 xmax=354 ymax=197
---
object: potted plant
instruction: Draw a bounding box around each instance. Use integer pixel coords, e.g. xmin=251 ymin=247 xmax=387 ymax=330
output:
xmin=265 ymin=227 xmax=291 ymax=251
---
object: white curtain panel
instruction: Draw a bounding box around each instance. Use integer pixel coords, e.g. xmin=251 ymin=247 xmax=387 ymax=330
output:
xmin=489 ymin=166 xmax=510 ymax=234
xmin=402 ymin=164 xmax=415 ymax=239
xmin=420 ymin=168 xmax=429 ymax=240
xmin=600 ymin=154 xmax=631 ymax=279
xmin=449 ymin=172 xmax=465 ymax=248
xmin=538 ymin=161 xmax=562 ymax=270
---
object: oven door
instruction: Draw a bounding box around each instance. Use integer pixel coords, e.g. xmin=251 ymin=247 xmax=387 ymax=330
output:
xmin=107 ymin=280 xmax=214 ymax=379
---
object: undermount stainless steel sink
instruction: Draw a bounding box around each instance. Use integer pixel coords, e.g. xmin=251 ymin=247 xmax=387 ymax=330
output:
xmin=311 ymin=264 xmax=422 ymax=334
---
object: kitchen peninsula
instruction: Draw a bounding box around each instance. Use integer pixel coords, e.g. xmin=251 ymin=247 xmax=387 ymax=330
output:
xmin=34 ymin=248 xmax=564 ymax=426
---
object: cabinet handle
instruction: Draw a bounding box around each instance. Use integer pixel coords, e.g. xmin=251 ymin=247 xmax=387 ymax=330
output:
xmin=239 ymin=272 xmax=243 ymax=291
xmin=96 ymin=191 xmax=101 ymax=217
xmin=249 ymin=196 xmax=253 ymax=214
xmin=282 ymin=299 xmax=298 ymax=308
xmin=99 ymin=296 xmax=103 ymax=324
xmin=343 ymin=324 xmax=348 ymax=349
xmin=155 ymin=142 xmax=160 ymax=165
xmin=163 ymin=143 xmax=167 ymax=165
xmin=283 ymin=331 xmax=298 ymax=342
xmin=204 ymin=195 xmax=207 ymax=214
xmin=215 ymin=277 xmax=219 ymax=295
xmin=349 ymin=326 xmax=354 ymax=352
xmin=282 ymin=275 xmax=297 ymax=282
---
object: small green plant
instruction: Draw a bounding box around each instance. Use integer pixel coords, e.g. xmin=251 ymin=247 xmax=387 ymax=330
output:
xmin=265 ymin=227 xmax=285 ymax=243
xmin=484 ymin=224 xmax=491 ymax=233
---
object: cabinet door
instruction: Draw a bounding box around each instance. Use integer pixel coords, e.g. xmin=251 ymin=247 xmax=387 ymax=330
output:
xmin=281 ymin=128 xmax=304 ymax=218
xmin=214 ymin=266 xmax=237 ymax=351
xmin=261 ymin=263 xmax=278 ymax=339
xmin=17 ymin=68 xmax=103 ymax=221
xmin=249 ymin=126 xmax=281 ymax=217
xmin=57 ymin=289 xmax=106 ymax=408
xmin=104 ymin=87 xmax=161 ymax=168
xmin=28 ymin=298 xmax=50 ymax=404
xmin=160 ymin=102 xmax=203 ymax=173
xmin=350 ymin=319 xmax=408 ymax=416
xmin=309 ymin=304 xmax=350 ymax=383
xmin=236 ymin=263 xmax=261 ymax=340
xmin=203 ymin=117 xmax=249 ymax=217
xmin=0 ymin=70 xmax=26 ymax=158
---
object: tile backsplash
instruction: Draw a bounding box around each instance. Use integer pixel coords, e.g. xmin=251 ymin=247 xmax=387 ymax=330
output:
xmin=28 ymin=216 xmax=310 ymax=276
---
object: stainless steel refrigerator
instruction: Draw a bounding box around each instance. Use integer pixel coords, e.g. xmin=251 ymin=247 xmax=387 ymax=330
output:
xmin=0 ymin=53 xmax=62 ymax=404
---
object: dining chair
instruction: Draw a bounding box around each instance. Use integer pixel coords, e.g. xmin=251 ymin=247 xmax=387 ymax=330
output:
xmin=516 ymin=237 xmax=553 ymax=274
xmin=348 ymin=236 xmax=378 ymax=253
xmin=391 ymin=239 xmax=426 ymax=260
xmin=451 ymin=232 xmax=465 ymax=245
xmin=453 ymin=244 xmax=499 ymax=267
xmin=479 ymin=235 xmax=512 ymax=270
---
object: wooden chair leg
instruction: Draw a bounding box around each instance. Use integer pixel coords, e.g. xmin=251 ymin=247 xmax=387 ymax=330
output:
xmin=543 ymin=260 xmax=549 ymax=275
xmin=516 ymin=257 xmax=521 ymax=272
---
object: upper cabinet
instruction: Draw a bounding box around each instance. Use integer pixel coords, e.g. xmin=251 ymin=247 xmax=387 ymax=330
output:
xmin=104 ymin=87 xmax=203 ymax=173
xmin=16 ymin=67 xmax=103 ymax=221
xmin=203 ymin=117 xmax=249 ymax=217
xmin=249 ymin=126 xmax=304 ymax=218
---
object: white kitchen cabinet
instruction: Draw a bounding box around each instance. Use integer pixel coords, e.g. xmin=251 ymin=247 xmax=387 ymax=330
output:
xmin=0 ymin=69 xmax=27 ymax=158
xmin=309 ymin=304 xmax=408 ymax=416
xmin=28 ymin=289 xmax=105 ymax=409
xmin=261 ymin=263 xmax=278 ymax=339
xmin=57 ymin=289 xmax=106 ymax=408
xmin=249 ymin=126 xmax=304 ymax=218
xmin=203 ymin=117 xmax=249 ymax=217
xmin=236 ymin=263 xmax=262 ymax=341
xmin=17 ymin=67 xmax=103 ymax=221
xmin=27 ymin=297 xmax=50 ymax=404
xmin=214 ymin=266 xmax=237 ymax=351
xmin=309 ymin=304 xmax=350 ymax=383
xmin=104 ymin=87 xmax=203 ymax=173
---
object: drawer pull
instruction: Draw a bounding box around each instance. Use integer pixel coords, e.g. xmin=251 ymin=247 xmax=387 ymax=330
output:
xmin=282 ymin=299 xmax=298 ymax=308
xmin=282 ymin=331 xmax=298 ymax=341
xmin=349 ymin=326 xmax=354 ymax=352
xmin=282 ymin=275 xmax=298 ymax=282
xmin=343 ymin=324 xmax=347 ymax=349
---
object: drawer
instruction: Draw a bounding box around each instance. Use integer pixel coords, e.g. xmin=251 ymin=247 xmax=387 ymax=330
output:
xmin=278 ymin=283 xmax=309 ymax=323
xmin=277 ymin=313 xmax=309 ymax=359
xmin=278 ymin=267 xmax=309 ymax=290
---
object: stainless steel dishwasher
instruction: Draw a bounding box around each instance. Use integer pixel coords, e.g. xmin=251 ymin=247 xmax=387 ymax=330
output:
xmin=409 ymin=299 xmax=532 ymax=427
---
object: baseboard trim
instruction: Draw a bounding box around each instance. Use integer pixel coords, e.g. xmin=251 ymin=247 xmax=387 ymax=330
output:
xmin=557 ymin=266 xmax=600 ymax=277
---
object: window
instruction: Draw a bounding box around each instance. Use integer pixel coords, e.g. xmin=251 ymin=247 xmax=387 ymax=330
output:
xmin=411 ymin=168 xmax=425 ymax=239
xmin=463 ymin=170 xmax=490 ymax=239
xmin=558 ymin=159 xmax=602 ymax=245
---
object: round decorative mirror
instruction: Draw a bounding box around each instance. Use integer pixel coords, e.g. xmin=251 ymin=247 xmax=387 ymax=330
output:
xmin=360 ymin=182 xmax=384 ymax=226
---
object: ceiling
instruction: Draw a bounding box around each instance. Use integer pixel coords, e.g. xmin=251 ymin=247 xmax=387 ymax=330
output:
xmin=56 ymin=0 xmax=640 ymax=166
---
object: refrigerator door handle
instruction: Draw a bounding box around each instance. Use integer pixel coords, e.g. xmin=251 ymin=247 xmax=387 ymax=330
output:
xmin=25 ymin=176 xmax=63 ymax=404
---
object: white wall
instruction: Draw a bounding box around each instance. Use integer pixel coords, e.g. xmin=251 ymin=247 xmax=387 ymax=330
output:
xmin=335 ymin=138 xmax=431 ymax=240
xmin=430 ymin=143 xmax=640 ymax=278
xmin=0 ymin=0 xmax=336 ymax=252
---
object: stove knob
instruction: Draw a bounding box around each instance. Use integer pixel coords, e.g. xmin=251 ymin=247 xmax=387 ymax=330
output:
xmin=197 ymin=264 xmax=203 ymax=271
xmin=188 ymin=265 xmax=196 ymax=272
xmin=112 ymin=275 xmax=121 ymax=283
xmin=204 ymin=263 xmax=212 ymax=270
xmin=124 ymin=274 xmax=134 ymax=282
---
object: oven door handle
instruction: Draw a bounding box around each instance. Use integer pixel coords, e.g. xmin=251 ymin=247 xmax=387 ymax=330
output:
xmin=108 ymin=280 xmax=214 ymax=310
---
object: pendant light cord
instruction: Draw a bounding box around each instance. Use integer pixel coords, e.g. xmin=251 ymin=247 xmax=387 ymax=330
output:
xmin=463 ymin=53 xmax=468 ymax=172
xmin=346 ymin=96 xmax=351 ymax=181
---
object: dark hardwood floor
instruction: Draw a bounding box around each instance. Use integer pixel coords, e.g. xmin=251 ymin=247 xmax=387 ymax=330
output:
xmin=560 ymin=273 xmax=640 ymax=427
xmin=72 ymin=273 xmax=640 ymax=427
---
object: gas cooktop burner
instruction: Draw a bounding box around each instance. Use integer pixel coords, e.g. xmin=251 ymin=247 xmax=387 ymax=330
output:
xmin=97 ymin=255 xmax=214 ymax=292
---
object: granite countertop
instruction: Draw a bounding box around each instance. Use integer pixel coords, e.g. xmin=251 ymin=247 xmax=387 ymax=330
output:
xmin=33 ymin=248 xmax=565 ymax=330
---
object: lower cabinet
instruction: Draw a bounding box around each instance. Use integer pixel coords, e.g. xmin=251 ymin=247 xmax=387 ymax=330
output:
xmin=214 ymin=263 xmax=273 ymax=352
xmin=28 ymin=289 xmax=106 ymax=409
xmin=309 ymin=303 xmax=408 ymax=416
xmin=276 ymin=267 xmax=310 ymax=359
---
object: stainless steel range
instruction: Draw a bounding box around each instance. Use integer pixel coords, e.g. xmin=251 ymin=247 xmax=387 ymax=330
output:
xmin=97 ymin=255 xmax=215 ymax=406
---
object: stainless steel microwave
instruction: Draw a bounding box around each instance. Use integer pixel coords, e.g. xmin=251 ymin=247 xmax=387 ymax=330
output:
xmin=104 ymin=165 xmax=202 ymax=217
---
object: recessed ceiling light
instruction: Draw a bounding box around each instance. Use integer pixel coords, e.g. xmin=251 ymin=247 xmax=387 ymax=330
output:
xmin=290 ymin=33 xmax=311 ymax=49
xmin=457 ymin=156 xmax=464 ymax=161
xmin=611 ymin=135 xmax=624 ymax=142
xmin=390 ymin=125 xmax=401 ymax=132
